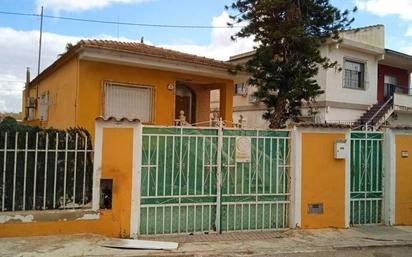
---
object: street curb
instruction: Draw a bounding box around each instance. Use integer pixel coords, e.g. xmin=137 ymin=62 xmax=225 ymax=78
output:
xmin=333 ymin=242 xmax=412 ymax=250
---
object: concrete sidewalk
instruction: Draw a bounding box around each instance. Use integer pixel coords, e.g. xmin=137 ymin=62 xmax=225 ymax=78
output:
xmin=1 ymin=226 xmax=412 ymax=257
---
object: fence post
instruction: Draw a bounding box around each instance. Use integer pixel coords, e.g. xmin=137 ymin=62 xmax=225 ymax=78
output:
xmin=92 ymin=121 xmax=103 ymax=211
xmin=130 ymin=122 xmax=143 ymax=239
xmin=344 ymin=130 xmax=351 ymax=228
xmin=383 ymin=128 xmax=396 ymax=225
xmin=289 ymin=126 xmax=301 ymax=228
xmin=215 ymin=118 xmax=223 ymax=233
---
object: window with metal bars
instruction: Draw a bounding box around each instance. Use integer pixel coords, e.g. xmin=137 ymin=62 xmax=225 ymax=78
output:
xmin=343 ymin=60 xmax=365 ymax=89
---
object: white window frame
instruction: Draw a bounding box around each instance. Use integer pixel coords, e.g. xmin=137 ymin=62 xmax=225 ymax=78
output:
xmin=234 ymin=81 xmax=249 ymax=96
xmin=343 ymin=59 xmax=366 ymax=90
xmin=103 ymin=81 xmax=155 ymax=123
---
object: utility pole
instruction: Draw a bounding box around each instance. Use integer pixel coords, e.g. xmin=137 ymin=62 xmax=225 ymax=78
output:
xmin=117 ymin=16 xmax=119 ymax=39
xmin=37 ymin=6 xmax=44 ymax=76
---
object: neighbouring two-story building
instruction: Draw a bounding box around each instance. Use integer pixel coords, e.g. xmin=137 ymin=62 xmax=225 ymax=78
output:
xmin=212 ymin=25 xmax=412 ymax=129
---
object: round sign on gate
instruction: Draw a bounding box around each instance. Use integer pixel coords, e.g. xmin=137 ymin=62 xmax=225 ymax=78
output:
xmin=236 ymin=136 xmax=251 ymax=163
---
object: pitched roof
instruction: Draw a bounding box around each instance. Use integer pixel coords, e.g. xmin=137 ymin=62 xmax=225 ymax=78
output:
xmin=30 ymin=39 xmax=235 ymax=86
xmin=79 ymin=40 xmax=233 ymax=69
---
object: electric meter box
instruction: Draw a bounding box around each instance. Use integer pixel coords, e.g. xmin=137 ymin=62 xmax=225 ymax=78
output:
xmin=334 ymin=140 xmax=347 ymax=159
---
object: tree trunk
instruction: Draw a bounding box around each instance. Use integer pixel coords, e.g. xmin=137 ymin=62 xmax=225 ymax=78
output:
xmin=269 ymin=99 xmax=287 ymax=129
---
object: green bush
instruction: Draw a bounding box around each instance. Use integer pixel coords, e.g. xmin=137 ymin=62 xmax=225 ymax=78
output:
xmin=0 ymin=117 xmax=94 ymax=211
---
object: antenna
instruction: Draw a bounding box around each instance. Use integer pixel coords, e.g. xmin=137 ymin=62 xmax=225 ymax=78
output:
xmin=117 ymin=16 xmax=119 ymax=39
xmin=37 ymin=6 xmax=44 ymax=76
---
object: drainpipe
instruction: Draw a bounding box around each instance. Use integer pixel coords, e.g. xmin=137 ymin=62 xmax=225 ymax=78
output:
xmin=24 ymin=67 xmax=30 ymax=120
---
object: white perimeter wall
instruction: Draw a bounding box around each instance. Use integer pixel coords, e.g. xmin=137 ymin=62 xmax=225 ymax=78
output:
xmin=390 ymin=113 xmax=412 ymax=126
xmin=232 ymin=110 xmax=269 ymax=129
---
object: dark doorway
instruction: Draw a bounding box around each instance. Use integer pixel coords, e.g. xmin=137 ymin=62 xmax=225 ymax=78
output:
xmin=175 ymin=84 xmax=196 ymax=124
xmin=384 ymin=75 xmax=398 ymax=101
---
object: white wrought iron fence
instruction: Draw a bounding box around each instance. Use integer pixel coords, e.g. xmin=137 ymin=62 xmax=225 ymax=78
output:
xmin=0 ymin=131 xmax=94 ymax=212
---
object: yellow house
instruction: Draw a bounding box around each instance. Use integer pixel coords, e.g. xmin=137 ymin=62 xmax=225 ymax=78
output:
xmin=23 ymin=40 xmax=246 ymax=134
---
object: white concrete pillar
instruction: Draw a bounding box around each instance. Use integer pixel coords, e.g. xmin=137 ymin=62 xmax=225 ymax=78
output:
xmin=383 ymin=128 xmax=396 ymax=225
xmin=290 ymin=126 xmax=302 ymax=228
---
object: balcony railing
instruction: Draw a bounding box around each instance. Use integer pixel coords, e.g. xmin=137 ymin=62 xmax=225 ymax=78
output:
xmin=394 ymin=92 xmax=412 ymax=111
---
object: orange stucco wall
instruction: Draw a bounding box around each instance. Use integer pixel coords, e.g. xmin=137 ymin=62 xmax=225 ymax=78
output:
xmin=0 ymin=127 xmax=134 ymax=237
xmin=395 ymin=134 xmax=412 ymax=225
xmin=301 ymin=132 xmax=346 ymax=228
xmin=26 ymin=57 xmax=79 ymax=129
xmin=76 ymin=60 xmax=233 ymax=135
xmin=24 ymin=57 xmax=234 ymax=135
xmin=100 ymin=127 xmax=134 ymax=237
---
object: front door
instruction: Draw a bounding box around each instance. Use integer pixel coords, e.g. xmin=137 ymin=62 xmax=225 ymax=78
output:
xmin=175 ymin=85 xmax=195 ymax=124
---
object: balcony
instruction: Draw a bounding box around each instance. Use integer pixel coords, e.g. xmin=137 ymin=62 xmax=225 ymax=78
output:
xmin=394 ymin=92 xmax=412 ymax=112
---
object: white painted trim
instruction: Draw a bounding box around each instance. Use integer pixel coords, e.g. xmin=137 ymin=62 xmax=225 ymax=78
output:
xmin=92 ymin=121 xmax=103 ymax=211
xmin=130 ymin=123 xmax=143 ymax=239
xmin=344 ymin=131 xmax=351 ymax=228
xmin=383 ymin=129 xmax=396 ymax=225
xmin=215 ymin=120 xmax=223 ymax=233
xmin=290 ymin=127 xmax=301 ymax=228
xmin=337 ymin=38 xmax=385 ymax=55
xmin=79 ymin=48 xmax=249 ymax=81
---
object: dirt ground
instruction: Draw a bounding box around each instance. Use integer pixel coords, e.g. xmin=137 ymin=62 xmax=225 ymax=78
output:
xmin=1 ymin=226 xmax=412 ymax=257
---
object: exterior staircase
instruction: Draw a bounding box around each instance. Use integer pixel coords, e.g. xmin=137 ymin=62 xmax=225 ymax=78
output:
xmin=353 ymin=97 xmax=394 ymax=130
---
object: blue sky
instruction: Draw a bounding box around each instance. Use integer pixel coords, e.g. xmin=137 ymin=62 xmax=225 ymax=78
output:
xmin=1 ymin=0 xmax=412 ymax=112
xmin=0 ymin=0 xmax=411 ymax=49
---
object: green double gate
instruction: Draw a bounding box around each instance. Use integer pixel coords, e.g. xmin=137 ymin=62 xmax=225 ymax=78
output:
xmin=350 ymin=132 xmax=384 ymax=225
xmin=139 ymin=126 xmax=290 ymax=235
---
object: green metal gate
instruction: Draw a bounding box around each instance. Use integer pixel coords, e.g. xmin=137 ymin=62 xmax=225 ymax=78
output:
xmin=350 ymin=132 xmax=383 ymax=225
xmin=139 ymin=126 xmax=290 ymax=235
xmin=221 ymin=129 xmax=290 ymax=231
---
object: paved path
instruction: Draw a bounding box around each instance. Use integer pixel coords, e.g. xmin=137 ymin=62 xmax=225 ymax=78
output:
xmin=1 ymin=226 xmax=412 ymax=256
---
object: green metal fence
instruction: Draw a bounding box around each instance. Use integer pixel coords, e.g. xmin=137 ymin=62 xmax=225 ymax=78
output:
xmin=139 ymin=126 xmax=290 ymax=235
xmin=350 ymin=132 xmax=383 ymax=225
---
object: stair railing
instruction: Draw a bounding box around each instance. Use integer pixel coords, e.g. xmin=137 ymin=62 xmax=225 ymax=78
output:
xmin=365 ymin=96 xmax=393 ymax=131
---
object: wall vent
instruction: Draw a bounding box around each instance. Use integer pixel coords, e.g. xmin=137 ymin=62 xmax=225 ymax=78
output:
xmin=308 ymin=203 xmax=324 ymax=214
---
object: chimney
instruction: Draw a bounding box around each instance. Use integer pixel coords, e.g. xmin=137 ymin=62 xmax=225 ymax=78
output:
xmin=24 ymin=67 xmax=30 ymax=120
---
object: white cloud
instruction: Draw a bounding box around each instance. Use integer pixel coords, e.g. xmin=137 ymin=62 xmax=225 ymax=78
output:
xmin=0 ymin=28 xmax=135 ymax=113
xmin=0 ymin=28 xmax=79 ymax=114
xmin=356 ymin=1 xmax=412 ymax=57
xmin=160 ymin=11 xmax=254 ymax=61
xmin=0 ymin=11 xmax=254 ymax=113
xmin=36 ymin=0 xmax=151 ymax=13
xmin=402 ymin=45 xmax=412 ymax=55
xmin=356 ymin=0 xmax=412 ymax=20
xmin=406 ymin=27 xmax=412 ymax=36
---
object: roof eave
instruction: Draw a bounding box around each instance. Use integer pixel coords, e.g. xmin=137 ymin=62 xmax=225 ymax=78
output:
xmin=79 ymin=47 xmax=249 ymax=80
xmin=29 ymin=44 xmax=82 ymax=87
xmin=385 ymin=48 xmax=412 ymax=60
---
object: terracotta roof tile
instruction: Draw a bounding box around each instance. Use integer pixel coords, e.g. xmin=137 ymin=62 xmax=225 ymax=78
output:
xmin=95 ymin=116 xmax=140 ymax=123
xmin=382 ymin=125 xmax=412 ymax=130
xmin=79 ymin=39 xmax=234 ymax=69
xmin=291 ymin=122 xmax=352 ymax=129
